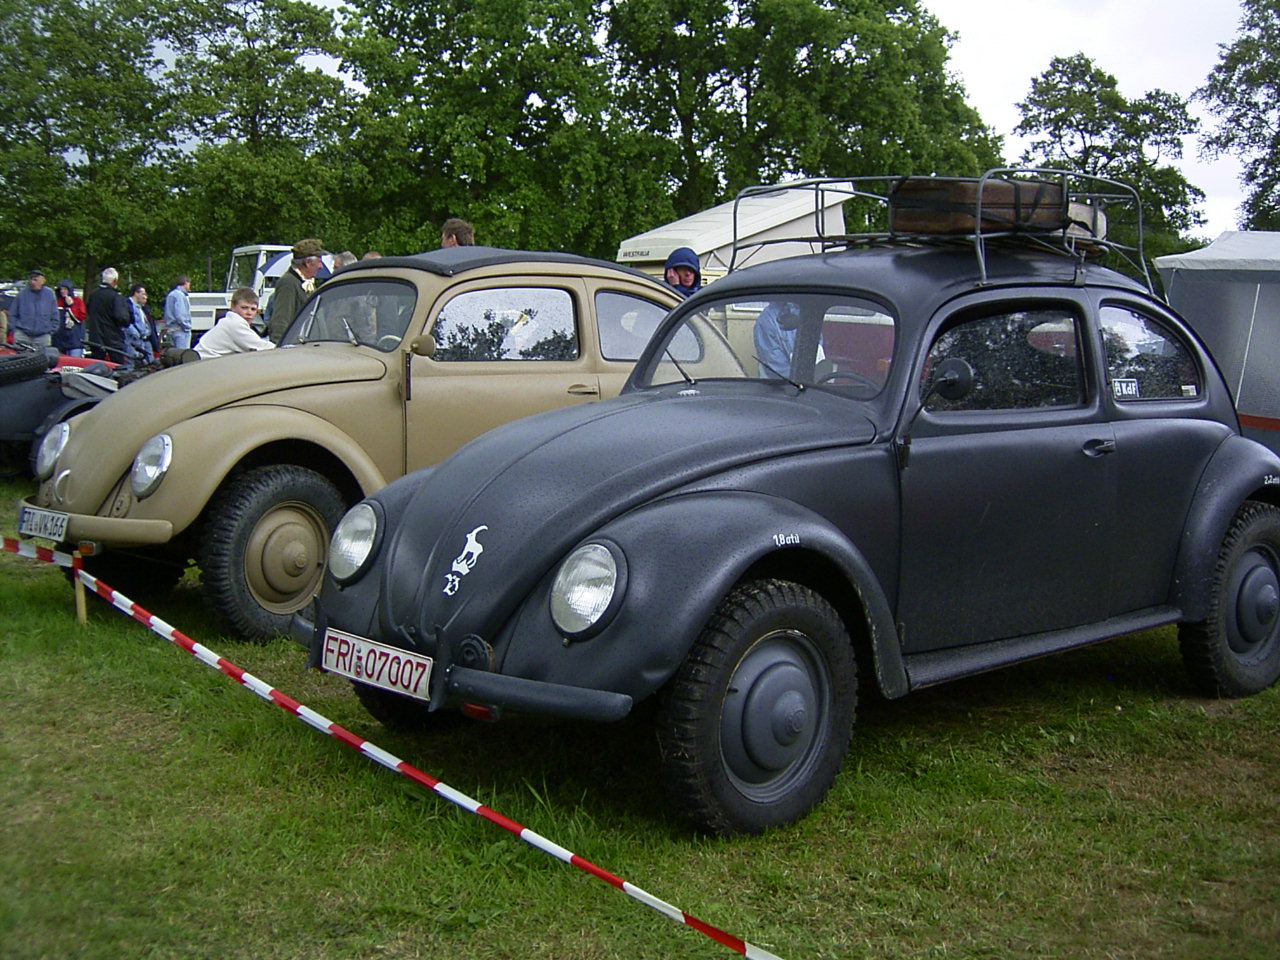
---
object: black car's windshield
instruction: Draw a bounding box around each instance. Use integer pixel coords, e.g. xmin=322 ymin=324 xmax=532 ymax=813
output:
xmin=635 ymin=293 xmax=896 ymax=395
xmin=281 ymin=279 xmax=417 ymax=352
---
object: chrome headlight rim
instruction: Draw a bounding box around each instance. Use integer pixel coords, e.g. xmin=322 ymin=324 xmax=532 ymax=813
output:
xmin=35 ymin=421 xmax=71 ymax=480
xmin=328 ymin=500 xmax=383 ymax=586
xmin=129 ymin=433 xmax=173 ymax=499
xmin=549 ymin=539 xmax=628 ymax=641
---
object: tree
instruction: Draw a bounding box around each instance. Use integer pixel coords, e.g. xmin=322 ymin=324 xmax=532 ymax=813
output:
xmin=607 ymin=0 xmax=1002 ymax=218
xmin=0 ymin=0 xmax=177 ymax=285
xmin=1015 ymin=53 xmax=1204 ymax=259
xmin=1197 ymin=0 xmax=1280 ymax=229
xmin=336 ymin=0 xmax=670 ymax=258
xmin=158 ymin=0 xmax=352 ymax=268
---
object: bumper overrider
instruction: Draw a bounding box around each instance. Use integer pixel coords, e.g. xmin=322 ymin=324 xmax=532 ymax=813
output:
xmin=292 ymin=610 xmax=633 ymax=723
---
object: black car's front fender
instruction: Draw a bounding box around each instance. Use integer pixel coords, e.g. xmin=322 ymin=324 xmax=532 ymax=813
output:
xmin=495 ymin=489 xmax=905 ymax=706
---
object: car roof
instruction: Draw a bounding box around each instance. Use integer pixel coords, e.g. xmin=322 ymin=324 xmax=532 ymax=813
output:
xmin=330 ymin=245 xmax=664 ymax=284
xmin=694 ymin=241 xmax=1152 ymax=315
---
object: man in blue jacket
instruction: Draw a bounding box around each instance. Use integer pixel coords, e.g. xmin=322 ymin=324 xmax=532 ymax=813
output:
xmin=9 ymin=269 xmax=58 ymax=350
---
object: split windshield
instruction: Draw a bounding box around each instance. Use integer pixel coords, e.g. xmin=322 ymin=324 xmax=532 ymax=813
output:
xmin=635 ymin=293 xmax=897 ymax=395
xmin=281 ymin=279 xmax=418 ymax=352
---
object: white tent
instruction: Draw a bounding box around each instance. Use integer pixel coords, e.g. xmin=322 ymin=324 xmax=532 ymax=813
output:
xmin=616 ymin=188 xmax=847 ymax=284
xmin=1156 ymin=231 xmax=1280 ymax=453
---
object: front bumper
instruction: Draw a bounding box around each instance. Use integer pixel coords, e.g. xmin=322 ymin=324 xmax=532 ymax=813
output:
xmin=19 ymin=495 xmax=174 ymax=547
xmin=293 ymin=612 xmax=633 ymax=723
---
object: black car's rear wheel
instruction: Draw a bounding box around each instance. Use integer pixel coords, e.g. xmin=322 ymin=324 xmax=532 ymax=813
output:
xmin=1180 ymin=500 xmax=1280 ymax=697
xmin=199 ymin=465 xmax=346 ymax=640
xmin=657 ymin=579 xmax=856 ymax=836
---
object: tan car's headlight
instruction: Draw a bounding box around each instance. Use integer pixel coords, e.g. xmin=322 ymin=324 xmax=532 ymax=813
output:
xmin=130 ymin=434 xmax=173 ymax=499
xmin=35 ymin=422 xmax=70 ymax=480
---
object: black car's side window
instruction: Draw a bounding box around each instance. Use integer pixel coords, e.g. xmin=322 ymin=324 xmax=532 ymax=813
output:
xmin=924 ymin=307 xmax=1085 ymax=411
xmin=432 ymin=287 xmax=579 ymax=361
xmin=1099 ymin=305 xmax=1201 ymax=401
xmin=597 ymin=291 xmax=669 ymax=361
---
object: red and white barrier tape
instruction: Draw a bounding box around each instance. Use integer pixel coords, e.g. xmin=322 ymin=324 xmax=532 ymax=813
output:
xmin=3 ymin=535 xmax=77 ymax=568
xmin=4 ymin=536 xmax=784 ymax=960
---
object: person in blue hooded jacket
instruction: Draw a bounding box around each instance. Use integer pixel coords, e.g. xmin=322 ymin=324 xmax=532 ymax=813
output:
xmin=662 ymin=247 xmax=702 ymax=298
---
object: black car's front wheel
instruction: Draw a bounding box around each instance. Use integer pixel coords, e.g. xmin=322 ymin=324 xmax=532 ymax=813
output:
xmin=657 ymin=579 xmax=857 ymax=836
xmin=1180 ymin=500 xmax=1280 ymax=697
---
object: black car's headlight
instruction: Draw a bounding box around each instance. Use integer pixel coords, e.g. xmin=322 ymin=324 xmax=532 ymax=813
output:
xmin=35 ymin=422 xmax=70 ymax=480
xmin=550 ymin=541 xmax=626 ymax=639
xmin=329 ymin=501 xmax=381 ymax=584
xmin=130 ymin=433 xmax=173 ymax=499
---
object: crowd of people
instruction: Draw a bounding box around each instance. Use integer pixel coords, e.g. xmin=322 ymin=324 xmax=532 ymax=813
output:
xmin=1 ymin=218 xmax=709 ymax=367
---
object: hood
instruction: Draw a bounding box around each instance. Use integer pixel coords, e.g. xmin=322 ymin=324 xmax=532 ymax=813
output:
xmin=380 ymin=388 xmax=875 ymax=638
xmin=59 ymin=345 xmax=386 ymax=502
xmin=662 ymin=245 xmax=702 ymax=298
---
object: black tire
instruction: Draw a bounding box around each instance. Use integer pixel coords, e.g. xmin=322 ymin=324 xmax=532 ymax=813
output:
xmin=198 ymin=465 xmax=346 ymax=640
xmin=0 ymin=351 xmax=53 ymax=385
xmin=1180 ymin=500 xmax=1280 ymax=698
xmin=656 ymin=579 xmax=857 ymax=836
xmin=352 ymin=682 xmax=462 ymax=730
xmin=66 ymin=550 xmax=186 ymax=600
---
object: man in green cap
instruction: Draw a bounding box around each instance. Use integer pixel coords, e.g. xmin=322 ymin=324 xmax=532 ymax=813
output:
xmin=268 ymin=238 xmax=327 ymax=343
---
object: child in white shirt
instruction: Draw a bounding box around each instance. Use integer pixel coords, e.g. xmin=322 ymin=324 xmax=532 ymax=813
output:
xmin=195 ymin=287 xmax=275 ymax=359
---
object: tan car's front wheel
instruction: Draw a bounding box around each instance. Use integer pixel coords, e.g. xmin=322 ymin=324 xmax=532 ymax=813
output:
xmin=199 ymin=465 xmax=346 ymax=640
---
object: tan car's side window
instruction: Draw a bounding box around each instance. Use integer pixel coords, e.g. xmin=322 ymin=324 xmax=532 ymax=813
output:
xmin=597 ymin=290 xmax=670 ymax=361
xmin=433 ymin=287 xmax=579 ymax=361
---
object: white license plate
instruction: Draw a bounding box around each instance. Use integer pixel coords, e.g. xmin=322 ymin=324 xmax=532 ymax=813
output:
xmin=18 ymin=506 xmax=69 ymax=542
xmin=321 ymin=628 xmax=433 ymax=701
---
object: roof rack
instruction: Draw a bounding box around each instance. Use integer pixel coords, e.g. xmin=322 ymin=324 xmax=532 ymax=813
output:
xmin=728 ymin=168 xmax=1152 ymax=292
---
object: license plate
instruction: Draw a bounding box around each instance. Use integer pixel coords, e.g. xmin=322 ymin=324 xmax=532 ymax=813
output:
xmin=321 ymin=628 xmax=433 ymax=701
xmin=18 ymin=505 xmax=69 ymax=542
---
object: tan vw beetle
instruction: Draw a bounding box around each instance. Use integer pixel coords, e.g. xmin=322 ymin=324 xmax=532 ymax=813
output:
xmin=20 ymin=248 xmax=680 ymax=638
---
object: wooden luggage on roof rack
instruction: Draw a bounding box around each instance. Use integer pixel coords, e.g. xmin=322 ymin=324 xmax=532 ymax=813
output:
xmin=888 ymin=177 xmax=1069 ymax=235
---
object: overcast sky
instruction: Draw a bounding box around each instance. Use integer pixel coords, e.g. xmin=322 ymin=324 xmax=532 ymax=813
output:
xmin=923 ymin=0 xmax=1247 ymax=239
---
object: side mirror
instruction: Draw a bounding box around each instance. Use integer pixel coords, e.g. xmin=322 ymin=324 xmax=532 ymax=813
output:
xmin=927 ymin=357 xmax=974 ymax=403
xmin=409 ymin=333 xmax=437 ymax=358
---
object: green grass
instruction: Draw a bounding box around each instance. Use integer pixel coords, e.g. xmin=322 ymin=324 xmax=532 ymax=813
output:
xmin=2 ymin=476 xmax=1277 ymax=959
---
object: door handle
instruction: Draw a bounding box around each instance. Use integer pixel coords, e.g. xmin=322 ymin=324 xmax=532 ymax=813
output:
xmin=1082 ymin=438 xmax=1116 ymax=457
xmin=567 ymin=383 xmax=600 ymax=397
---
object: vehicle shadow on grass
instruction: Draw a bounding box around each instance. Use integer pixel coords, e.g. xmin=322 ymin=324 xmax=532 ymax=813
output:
xmin=854 ymin=626 xmax=1199 ymax=747
xmin=313 ymin=630 xmax=1201 ymax=836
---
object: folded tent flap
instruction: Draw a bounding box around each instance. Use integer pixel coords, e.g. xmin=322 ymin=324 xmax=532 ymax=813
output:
xmin=888 ymin=176 xmax=1071 ymax=235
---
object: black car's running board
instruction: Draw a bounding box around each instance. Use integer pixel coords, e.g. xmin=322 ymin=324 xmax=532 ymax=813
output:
xmin=902 ymin=606 xmax=1183 ymax=690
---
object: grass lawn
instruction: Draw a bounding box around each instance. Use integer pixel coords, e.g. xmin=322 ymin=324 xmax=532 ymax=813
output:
xmin=2 ymin=476 xmax=1277 ymax=959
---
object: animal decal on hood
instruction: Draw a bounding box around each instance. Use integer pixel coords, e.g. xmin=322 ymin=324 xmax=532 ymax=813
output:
xmin=442 ymin=525 xmax=489 ymax=596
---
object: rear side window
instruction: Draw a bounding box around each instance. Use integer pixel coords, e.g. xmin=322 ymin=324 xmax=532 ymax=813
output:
xmin=597 ymin=291 xmax=669 ymax=361
xmin=432 ymin=287 xmax=579 ymax=361
xmin=1100 ymin=305 xmax=1201 ymax=401
xmin=925 ymin=307 xmax=1085 ymax=411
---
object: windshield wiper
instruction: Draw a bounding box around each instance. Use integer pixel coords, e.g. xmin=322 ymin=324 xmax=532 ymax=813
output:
xmin=753 ymin=355 xmax=805 ymax=391
xmin=665 ymin=348 xmax=695 ymax=385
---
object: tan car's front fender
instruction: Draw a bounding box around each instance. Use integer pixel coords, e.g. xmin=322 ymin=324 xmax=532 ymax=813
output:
xmin=59 ymin=406 xmax=390 ymax=546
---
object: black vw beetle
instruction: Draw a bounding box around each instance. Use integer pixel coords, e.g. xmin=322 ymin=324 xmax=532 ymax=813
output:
xmin=299 ymin=173 xmax=1280 ymax=835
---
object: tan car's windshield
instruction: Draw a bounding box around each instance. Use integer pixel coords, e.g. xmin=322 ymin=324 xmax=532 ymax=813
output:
xmin=636 ymin=293 xmax=897 ymax=396
xmin=282 ymin=279 xmax=418 ymax=352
